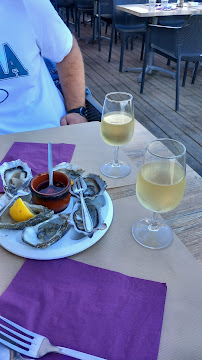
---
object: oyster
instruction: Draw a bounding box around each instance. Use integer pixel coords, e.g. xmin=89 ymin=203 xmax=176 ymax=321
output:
xmin=69 ymin=200 xmax=107 ymax=238
xmin=0 ymin=199 xmax=54 ymax=230
xmin=22 ymin=214 xmax=69 ymax=248
xmin=53 ymin=162 xmax=84 ymax=180
xmin=71 ymin=173 xmax=107 ymax=200
xmin=0 ymin=159 xmax=32 ymax=195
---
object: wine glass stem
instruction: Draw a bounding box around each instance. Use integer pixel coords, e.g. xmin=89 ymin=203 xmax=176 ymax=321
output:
xmin=113 ymin=146 xmax=119 ymax=166
xmin=148 ymin=212 xmax=159 ymax=231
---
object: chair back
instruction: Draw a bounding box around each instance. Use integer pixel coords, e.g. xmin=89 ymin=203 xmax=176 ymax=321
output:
xmin=180 ymin=14 xmax=202 ymax=59
xmin=75 ymin=0 xmax=94 ymax=9
xmin=158 ymin=15 xmax=187 ymax=27
xmin=57 ymin=0 xmax=75 ymax=6
xmin=99 ymin=0 xmax=113 ymax=17
xmin=113 ymin=0 xmax=147 ymax=28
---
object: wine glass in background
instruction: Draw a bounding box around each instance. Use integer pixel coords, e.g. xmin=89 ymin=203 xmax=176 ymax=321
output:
xmin=100 ymin=92 xmax=135 ymax=178
xmin=132 ymin=138 xmax=186 ymax=249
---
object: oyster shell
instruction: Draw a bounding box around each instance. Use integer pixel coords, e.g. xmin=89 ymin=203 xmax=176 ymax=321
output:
xmin=53 ymin=162 xmax=84 ymax=180
xmin=69 ymin=199 xmax=107 ymax=238
xmin=22 ymin=214 xmax=69 ymax=248
xmin=0 ymin=159 xmax=32 ymax=195
xmin=0 ymin=199 xmax=54 ymax=230
xmin=71 ymin=173 xmax=107 ymax=200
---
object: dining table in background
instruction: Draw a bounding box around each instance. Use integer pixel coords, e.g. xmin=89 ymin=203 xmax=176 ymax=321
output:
xmin=116 ymin=2 xmax=202 ymax=79
xmin=116 ymin=2 xmax=202 ymax=18
xmin=0 ymin=121 xmax=201 ymax=359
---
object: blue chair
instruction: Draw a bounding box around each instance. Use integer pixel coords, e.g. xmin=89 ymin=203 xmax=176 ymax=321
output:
xmin=140 ymin=14 xmax=202 ymax=111
xmin=158 ymin=14 xmax=188 ymax=66
xmin=50 ymin=0 xmax=75 ymax=26
xmin=157 ymin=0 xmax=188 ymax=27
xmin=108 ymin=0 xmax=148 ymax=72
xmin=75 ymin=0 xmax=96 ymax=40
xmin=57 ymin=0 xmax=76 ymax=27
xmin=158 ymin=15 xmax=187 ymax=27
xmin=97 ymin=0 xmax=113 ymax=51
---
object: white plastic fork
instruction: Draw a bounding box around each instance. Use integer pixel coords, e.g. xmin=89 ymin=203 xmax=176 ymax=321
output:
xmin=0 ymin=316 xmax=107 ymax=360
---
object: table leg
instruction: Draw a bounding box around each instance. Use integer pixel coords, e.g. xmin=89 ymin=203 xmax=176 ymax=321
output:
xmin=125 ymin=16 xmax=176 ymax=82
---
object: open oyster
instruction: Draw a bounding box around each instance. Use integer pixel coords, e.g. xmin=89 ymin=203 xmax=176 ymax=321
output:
xmin=69 ymin=199 xmax=107 ymax=238
xmin=0 ymin=159 xmax=32 ymax=195
xmin=53 ymin=162 xmax=84 ymax=180
xmin=0 ymin=199 xmax=54 ymax=230
xmin=71 ymin=173 xmax=107 ymax=200
xmin=22 ymin=214 xmax=69 ymax=248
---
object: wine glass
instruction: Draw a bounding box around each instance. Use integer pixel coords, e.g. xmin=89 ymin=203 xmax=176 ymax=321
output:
xmin=132 ymin=138 xmax=186 ymax=249
xmin=100 ymin=92 xmax=135 ymax=178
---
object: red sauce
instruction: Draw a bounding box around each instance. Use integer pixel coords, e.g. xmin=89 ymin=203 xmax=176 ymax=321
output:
xmin=37 ymin=180 xmax=65 ymax=195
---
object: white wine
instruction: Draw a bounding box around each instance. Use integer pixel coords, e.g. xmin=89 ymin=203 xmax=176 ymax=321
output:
xmin=136 ymin=161 xmax=186 ymax=213
xmin=101 ymin=112 xmax=134 ymax=146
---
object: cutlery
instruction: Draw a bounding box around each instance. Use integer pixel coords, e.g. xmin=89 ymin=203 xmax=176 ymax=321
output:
xmin=0 ymin=316 xmax=107 ymax=360
xmin=73 ymin=176 xmax=94 ymax=233
xmin=48 ymin=142 xmax=53 ymax=186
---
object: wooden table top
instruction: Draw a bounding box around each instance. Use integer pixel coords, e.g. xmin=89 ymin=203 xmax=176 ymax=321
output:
xmin=0 ymin=121 xmax=201 ymax=266
xmin=117 ymin=3 xmax=202 ymax=17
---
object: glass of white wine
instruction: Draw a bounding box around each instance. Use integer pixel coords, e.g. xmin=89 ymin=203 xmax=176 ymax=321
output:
xmin=132 ymin=138 xmax=186 ymax=249
xmin=100 ymin=92 xmax=135 ymax=178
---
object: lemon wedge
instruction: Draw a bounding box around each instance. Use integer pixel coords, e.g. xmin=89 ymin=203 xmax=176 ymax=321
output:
xmin=9 ymin=198 xmax=35 ymax=222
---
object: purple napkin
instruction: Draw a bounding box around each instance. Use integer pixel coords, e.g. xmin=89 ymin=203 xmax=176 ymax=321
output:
xmin=0 ymin=142 xmax=75 ymax=192
xmin=0 ymin=259 xmax=167 ymax=360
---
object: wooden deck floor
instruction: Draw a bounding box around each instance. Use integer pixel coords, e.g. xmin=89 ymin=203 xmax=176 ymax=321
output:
xmin=70 ymin=20 xmax=202 ymax=176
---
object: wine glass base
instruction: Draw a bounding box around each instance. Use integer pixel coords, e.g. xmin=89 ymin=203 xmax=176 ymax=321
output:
xmin=132 ymin=218 xmax=173 ymax=249
xmin=100 ymin=160 xmax=131 ymax=178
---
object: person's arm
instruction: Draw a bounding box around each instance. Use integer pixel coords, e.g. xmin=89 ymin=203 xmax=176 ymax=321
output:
xmin=56 ymin=36 xmax=87 ymax=125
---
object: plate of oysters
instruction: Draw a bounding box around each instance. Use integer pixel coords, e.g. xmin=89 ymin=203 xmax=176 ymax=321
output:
xmin=0 ymin=160 xmax=113 ymax=260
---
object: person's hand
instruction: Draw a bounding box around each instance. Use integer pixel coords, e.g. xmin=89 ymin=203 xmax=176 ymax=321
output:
xmin=60 ymin=113 xmax=87 ymax=126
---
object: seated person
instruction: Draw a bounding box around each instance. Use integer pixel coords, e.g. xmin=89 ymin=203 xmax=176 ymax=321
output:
xmin=0 ymin=0 xmax=87 ymax=135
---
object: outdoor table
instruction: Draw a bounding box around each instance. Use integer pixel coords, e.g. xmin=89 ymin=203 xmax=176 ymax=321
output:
xmin=0 ymin=121 xmax=202 ymax=359
xmin=117 ymin=3 xmax=202 ymax=18
xmin=116 ymin=3 xmax=202 ymax=79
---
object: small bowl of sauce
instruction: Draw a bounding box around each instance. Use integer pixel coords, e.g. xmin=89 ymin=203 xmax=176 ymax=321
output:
xmin=31 ymin=171 xmax=71 ymax=213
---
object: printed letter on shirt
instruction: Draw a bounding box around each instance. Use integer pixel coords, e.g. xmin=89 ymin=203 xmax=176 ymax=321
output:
xmin=0 ymin=43 xmax=28 ymax=80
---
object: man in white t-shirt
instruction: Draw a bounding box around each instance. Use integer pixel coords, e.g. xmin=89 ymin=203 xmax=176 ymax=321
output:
xmin=0 ymin=0 xmax=87 ymax=135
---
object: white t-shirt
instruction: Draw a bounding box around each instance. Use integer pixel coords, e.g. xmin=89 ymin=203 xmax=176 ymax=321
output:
xmin=0 ymin=0 xmax=73 ymax=134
